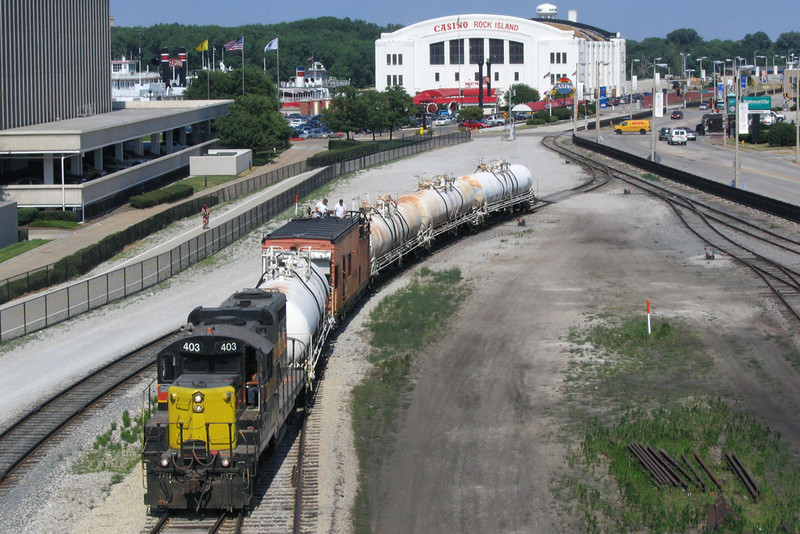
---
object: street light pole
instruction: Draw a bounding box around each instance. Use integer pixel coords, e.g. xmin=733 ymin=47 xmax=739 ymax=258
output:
xmin=595 ymin=60 xmax=609 ymax=143
xmin=650 ymin=61 xmax=668 ymax=162
xmin=696 ymin=56 xmax=707 ymax=102
xmin=734 ymin=64 xmax=754 ymax=189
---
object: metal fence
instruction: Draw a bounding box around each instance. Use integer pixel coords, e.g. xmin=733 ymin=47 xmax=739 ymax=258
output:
xmin=572 ymin=134 xmax=800 ymax=223
xmin=0 ymin=131 xmax=469 ymax=341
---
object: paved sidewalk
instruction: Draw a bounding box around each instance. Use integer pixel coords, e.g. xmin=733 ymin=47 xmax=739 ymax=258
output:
xmin=0 ymin=139 xmax=329 ymax=282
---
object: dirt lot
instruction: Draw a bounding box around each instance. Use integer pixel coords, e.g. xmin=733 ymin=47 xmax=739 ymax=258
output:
xmin=364 ymin=183 xmax=800 ymax=532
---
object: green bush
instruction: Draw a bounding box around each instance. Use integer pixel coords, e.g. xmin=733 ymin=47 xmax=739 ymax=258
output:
xmin=553 ymin=107 xmax=572 ymax=120
xmin=130 ymin=182 xmax=192 ymax=209
xmin=252 ymin=157 xmax=267 ymax=166
xmin=765 ymin=122 xmax=797 ymax=146
xmin=532 ymin=111 xmax=549 ymax=121
xmin=526 ymin=118 xmax=547 ymax=125
xmin=547 ymin=115 xmax=559 ymax=123
xmin=18 ymin=208 xmax=39 ymax=225
xmin=40 ymin=210 xmax=80 ymax=222
xmin=18 ymin=228 xmax=28 ymax=242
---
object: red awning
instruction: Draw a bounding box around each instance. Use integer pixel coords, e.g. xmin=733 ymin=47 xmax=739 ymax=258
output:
xmin=413 ymin=87 xmax=499 ymax=106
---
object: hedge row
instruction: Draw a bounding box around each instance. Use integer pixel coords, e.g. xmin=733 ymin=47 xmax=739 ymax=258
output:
xmin=17 ymin=208 xmax=80 ymax=225
xmin=130 ymin=182 xmax=194 ymax=209
xmin=308 ymin=137 xmax=424 ymax=168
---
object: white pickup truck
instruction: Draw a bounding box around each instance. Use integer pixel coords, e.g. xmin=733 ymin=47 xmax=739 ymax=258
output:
xmin=760 ymin=110 xmax=786 ymax=125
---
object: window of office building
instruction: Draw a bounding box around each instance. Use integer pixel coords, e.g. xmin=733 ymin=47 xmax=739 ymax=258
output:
xmin=430 ymin=42 xmax=445 ymax=65
xmin=469 ymin=38 xmax=484 ymax=65
xmin=562 ymin=52 xmax=567 ymax=64
xmin=494 ymin=72 xmax=499 ymax=81
xmin=398 ymin=74 xmax=403 ymax=85
xmin=398 ymin=54 xmax=403 ymax=65
xmin=449 ymin=39 xmax=464 ymax=65
xmin=387 ymin=54 xmax=391 ymax=65
xmin=550 ymin=52 xmax=555 ymax=64
xmin=392 ymin=54 xmax=397 ymax=65
xmin=387 ymin=75 xmax=391 ymax=86
xmin=509 ymin=41 xmax=524 ymax=64
xmin=393 ymin=75 xmax=398 ymax=85
xmin=489 ymin=39 xmax=504 ymax=64
xmin=455 ymin=72 xmax=460 ymax=82
xmin=435 ymin=72 xmax=440 ymax=82
xmin=515 ymin=72 xmax=519 ymax=81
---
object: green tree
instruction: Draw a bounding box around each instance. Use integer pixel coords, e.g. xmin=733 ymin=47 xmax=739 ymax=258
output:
xmin=322 ymin=86 xmax=361 ymax=139
xmin=666 ymin=28 xmax=702 ymax=48
xmin=458 ymin=106 xmax=485 ymax=122
xmin=359 ymin=91 xmax=390 ymax=140
xmin=215 ymin=94 xmax=291 ymax=151
xmin=184 ymin=68 xmax=275 ymax=99
xmin=507 ymin=83 xmax=540 ymax=106
xmin=382 ymin=86 xmax=414 ymax=140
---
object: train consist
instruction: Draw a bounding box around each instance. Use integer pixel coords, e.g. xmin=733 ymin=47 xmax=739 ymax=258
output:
xmin=142 ymin=160 xmax=534 ymax=511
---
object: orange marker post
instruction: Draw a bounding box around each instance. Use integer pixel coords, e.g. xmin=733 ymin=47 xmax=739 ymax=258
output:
xmin=295 ymin=194 xmax=299 ymax=216
xmin=646 ymin=299 xmax=651 ymax=335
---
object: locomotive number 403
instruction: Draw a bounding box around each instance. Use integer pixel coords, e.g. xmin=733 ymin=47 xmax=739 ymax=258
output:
xmin=182 ymin=342 xmax=201 ymax=352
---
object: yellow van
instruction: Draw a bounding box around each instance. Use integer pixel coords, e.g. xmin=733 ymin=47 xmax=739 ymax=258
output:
xmin=614 ymin=119 xmax=650 ymax=135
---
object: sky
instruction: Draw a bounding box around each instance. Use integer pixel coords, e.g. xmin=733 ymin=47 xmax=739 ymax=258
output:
xmin=109 ymin=0 xmax=800 ymax=42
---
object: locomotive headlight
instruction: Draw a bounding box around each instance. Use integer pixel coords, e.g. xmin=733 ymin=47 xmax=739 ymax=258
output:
xmin=160 ymin=458 xmax=170 ymax=467
xmin=193 ymin=392 xmax=204 ymax=403
xmin=221 ymin=457 xmax=231 ymax=467
xmin=193 ymin=404 xmax=204 ymax=413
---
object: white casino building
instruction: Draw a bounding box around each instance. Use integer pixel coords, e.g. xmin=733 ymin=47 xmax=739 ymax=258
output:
xmin=375 ymin=4 xmax=626 ymax=112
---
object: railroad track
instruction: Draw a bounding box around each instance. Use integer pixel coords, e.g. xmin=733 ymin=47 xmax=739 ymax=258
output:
xmin=0 ymin=331 xmax=179 ymax=494
xmin=543 ymin=132 xmax=800 ymax=324
xmin=146 ymin=509 xmax=244 ymax=534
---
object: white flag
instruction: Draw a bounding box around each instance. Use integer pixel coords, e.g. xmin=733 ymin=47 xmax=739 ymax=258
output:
xmin=264 ymin=38 xmax=278 ymax=52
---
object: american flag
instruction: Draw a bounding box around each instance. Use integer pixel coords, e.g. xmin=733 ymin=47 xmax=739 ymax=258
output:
xmin=224 ymin=37 xmax=244 ymax=51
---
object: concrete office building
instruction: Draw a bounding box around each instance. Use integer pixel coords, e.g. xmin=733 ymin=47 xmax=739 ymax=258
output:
xmin=0 ymin=0 xmax=231 ymax=218
xmin=375 ymin=4 xmax=625 ymax=113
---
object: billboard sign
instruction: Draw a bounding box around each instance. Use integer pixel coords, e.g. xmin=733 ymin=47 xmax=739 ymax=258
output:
xmin=553 ymin=77 xmax=574 ymax=95
xmin=599 ymin=86 xmax=607 ymax=108
xmin=742 ymin=95 xmax=771 ymax=111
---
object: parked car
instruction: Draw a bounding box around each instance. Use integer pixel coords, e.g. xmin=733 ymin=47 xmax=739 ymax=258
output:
xmin=658 ymin=127 xmax=671 ymax=141
xmin=460 ymin=119 xmax=489 ymax=129
xmin=685 ymin=129 xmax=697 ymax=141
xmin=698 ymin=102 xmax=711 ymax=110
xmin=432 ymin=117 xmax=452 ymax=126
xmin=485 ymin=115 xmax=506 ymax=127
xmin=670 ymin=110 xmax=684 ymax=120
xmin=668 ymin=128 xmax=688 ymax=145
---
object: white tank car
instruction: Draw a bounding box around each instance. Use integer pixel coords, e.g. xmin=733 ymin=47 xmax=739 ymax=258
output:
xmin=402 ymin=175 xmax=476 ymax=229
xmin=461 ymin=163 xmax=533 ymax=208
xmin=258 ymin=247 xmax=329 ymax=363
xmin=368 ymin=197 xmax=423 ymax=261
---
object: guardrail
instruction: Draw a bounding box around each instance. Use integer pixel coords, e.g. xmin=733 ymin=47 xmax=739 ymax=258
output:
xmin=572 ymin=135 xmax=800 ymax=223
xmin=0 ymin=131 xmax=469 ymax=341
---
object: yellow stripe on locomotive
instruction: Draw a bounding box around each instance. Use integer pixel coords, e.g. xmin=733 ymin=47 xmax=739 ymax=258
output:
xmin=168 ymin=385 xmax=237 ymax=450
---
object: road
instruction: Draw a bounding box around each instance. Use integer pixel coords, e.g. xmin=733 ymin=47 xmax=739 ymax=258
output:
xmin=583 ymin=106 xmax=800 ymax=204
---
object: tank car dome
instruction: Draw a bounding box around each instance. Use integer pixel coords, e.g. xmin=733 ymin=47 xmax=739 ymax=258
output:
xmin=536 ymin=3 xmax=558 ymax=18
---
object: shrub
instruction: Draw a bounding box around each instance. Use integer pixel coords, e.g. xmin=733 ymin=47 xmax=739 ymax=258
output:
xmin=532 ymin=111 xmax=549 ymax=121
xmin=18 ymin=228 xmax=28 ymax=242
xmin=130 ymin=182 xmax=191 ymax=209
xmin=553 ymin=107 xmax=572 ymax=120
xmin=527 ymin=118 xmax=546 ymax=125
xmin=252 ymin=157 xmax=267 ymax=166
xmin=547 ymin=115 xmax=559 ymax=123
xmin=40 ymin=210 xmax=79 ymax=222
xmin=765 ymin=122 xmax=797 ymax=147
xmin=17 ymin=208 xmax=39 ymax=225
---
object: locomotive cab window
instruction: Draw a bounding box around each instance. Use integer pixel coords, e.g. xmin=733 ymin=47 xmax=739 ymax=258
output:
xmin=159 ymin=352 xmax=178 ymax=382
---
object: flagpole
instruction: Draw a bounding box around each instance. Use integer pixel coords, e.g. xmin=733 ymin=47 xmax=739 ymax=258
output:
xmin=276 ymin=44 xmax=280 ymax=101
xmin=241 ymin=35 xmax=245 ymax=96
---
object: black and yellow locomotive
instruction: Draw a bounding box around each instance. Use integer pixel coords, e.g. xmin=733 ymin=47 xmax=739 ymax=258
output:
xmin=142 ymin=288 xmax=304 ymax=511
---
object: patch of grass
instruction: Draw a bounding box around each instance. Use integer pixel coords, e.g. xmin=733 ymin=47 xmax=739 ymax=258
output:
xmin=351 ymin=267 xmax=470 ymax=533
xmin=179 ymin=174 xmax=240 ymax=193
xmin=566 ymin=315 xmax=712 ymax=405
xmin=25 ymin=220 xmax=80 ymax=229
xmin=565 ymin=399 xmax=800 ymax=532
xmin=642 ymin=173 xmax=660 ymax=181
xmin=74 ymin=408 xmax=153 ymax=476
xmin=0 ymin=239 xmax=50 ymax=263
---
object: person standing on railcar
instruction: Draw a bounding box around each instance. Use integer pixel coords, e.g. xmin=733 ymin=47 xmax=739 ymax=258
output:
xmin=334 ymin=199 xmax=346 ymax=218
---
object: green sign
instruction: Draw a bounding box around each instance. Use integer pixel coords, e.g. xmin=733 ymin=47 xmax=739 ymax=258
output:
xmin=743 ymin=95 xmax=771 ymax=111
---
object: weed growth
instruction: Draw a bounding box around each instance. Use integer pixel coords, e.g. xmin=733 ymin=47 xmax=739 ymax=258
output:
xmin=351 ymin=267 xmax=470 ymax=533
